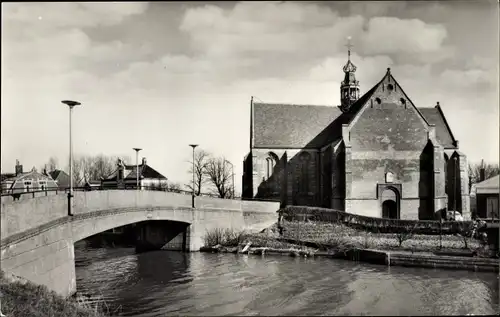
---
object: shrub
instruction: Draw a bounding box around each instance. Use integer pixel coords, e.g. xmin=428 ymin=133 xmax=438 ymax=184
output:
xmin=203 ymin=228 xmax=248 ymax=247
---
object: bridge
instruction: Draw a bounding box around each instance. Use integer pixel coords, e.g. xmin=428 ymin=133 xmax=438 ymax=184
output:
xmin=0 ymin=189 xmax=280 ymax=297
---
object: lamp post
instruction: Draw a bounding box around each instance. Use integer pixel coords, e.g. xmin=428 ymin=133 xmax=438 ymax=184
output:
xmin=453 ymin=156 xmax=457 ymax=221
xmin=62 ymin=100 xmax=81 ymax=216
xmin=189 ymin=144 xmax=198 ymax=208
xmin=225 ymin=159 xmax=235 ymax=199
xmin=133 ymin=148 xmax=142 ymax=190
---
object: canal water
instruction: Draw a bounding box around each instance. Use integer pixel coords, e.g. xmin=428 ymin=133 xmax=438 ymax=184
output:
xmin=74 ymin=242 xmax=499 ymax=316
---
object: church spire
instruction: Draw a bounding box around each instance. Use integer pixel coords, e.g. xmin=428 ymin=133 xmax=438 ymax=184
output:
xmin=340 ymin=36 xmax=360 ymax=112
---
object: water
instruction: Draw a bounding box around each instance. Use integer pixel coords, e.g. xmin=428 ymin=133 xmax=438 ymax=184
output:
xmin=74 ymin=242 xmax=499 ymax=316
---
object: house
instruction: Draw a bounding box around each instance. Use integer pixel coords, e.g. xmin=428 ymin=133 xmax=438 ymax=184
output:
xmin=475 ymin=174 xmax=499 ymax=219
xmin=242 ymin=44 xmax=469 ymax=220
xmin=49 ymin=169 xmax=71 ymax=189
xmin=84 ymin=180 xmax=101 ymax=191
xmin=1 ymin=160 xmax=58 ymax=194
xmin=101 ymin=157 xmax=168 ymax=189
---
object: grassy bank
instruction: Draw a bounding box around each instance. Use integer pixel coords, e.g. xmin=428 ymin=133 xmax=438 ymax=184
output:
xmin=203 ymin=220 xmax=491 ymax=257
xmin=0 ymin=271 xmax=111 ymax=317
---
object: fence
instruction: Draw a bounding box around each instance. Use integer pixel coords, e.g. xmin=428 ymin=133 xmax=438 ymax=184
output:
xmin=274 ymin=207 xmax=488 ymax=252
xmin=279 ymin=205 xmax=476 ymax=235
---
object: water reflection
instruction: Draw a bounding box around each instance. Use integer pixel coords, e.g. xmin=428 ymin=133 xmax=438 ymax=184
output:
xmin=74 ymin=244 xmax=499 ymax=316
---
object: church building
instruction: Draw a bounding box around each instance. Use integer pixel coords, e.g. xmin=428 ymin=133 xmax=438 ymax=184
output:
xmin=242 ymin=43 xmax=470 ymax=220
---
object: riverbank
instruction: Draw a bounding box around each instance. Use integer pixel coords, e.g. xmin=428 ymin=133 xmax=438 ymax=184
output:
xmin=201 ymin=221 xmax=498 ymax=272
xmin=0 ymin=271 xmax=109 ymax=317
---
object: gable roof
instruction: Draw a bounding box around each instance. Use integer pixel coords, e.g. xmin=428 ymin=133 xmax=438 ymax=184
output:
xmin=1 ymin=170 xmax=56 ymax=183
xmin=251 ymin=68 xmax=456 ymax=149
xmin=49 ymin=169 xmax=69 ymax=180
xmin=475 ymin=175 xmax=499 ymax=189
xmin=103 ymin=163 xmax=167 ymax=182
xmin=345 ymin=68 xmax=430 ymax=130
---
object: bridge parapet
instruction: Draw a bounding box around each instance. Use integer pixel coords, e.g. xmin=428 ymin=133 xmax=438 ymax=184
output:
xmin=1 ymin=190 xmax=280 ymax=242
xmin=1 ymin=194 xmax=68 ymax=240
xmin=71 ymin=190 xmax=193 ymax=215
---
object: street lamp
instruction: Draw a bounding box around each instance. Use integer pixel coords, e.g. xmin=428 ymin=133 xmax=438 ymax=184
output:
xmin=133 ymin=148 xmax=142 ymax=190
xmin=225 ymin=159 xmax=235 ymax=199
xmin=453 ymin=156 xmax=457 ymax=221
xmin=189 ymin=144 xmax=198 ymax=208
xmin=62 ymin=100 xmax=81 ymax=216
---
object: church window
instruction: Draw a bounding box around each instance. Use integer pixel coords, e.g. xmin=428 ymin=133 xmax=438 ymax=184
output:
xmin=387 ymin=84 xmax=394 ymax=91
xmin=375 ymin=97 xmax=381 ymax=104
xmin=385 ymin=172 xmax=394 ymax=183
xmin=265 ymin=152 xmax=278 ymax=180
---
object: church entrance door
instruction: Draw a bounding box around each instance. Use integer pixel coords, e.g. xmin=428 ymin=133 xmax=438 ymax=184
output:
xmin=382 ymin=200 xmax=398 ymax=219
xmin=380 ymin=187 xmax=400 ymax=219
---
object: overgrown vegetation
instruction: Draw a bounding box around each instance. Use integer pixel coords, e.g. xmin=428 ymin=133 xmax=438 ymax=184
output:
xmin=203 ymin=218 xmax=490 ymax=257
xmin=0 ymin=271 xmax=115 ymax=317
xmin=395 ymin=223 xmax=418 ymax=247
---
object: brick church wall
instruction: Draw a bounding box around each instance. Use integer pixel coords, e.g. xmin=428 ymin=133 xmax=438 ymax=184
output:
xmin=348 ymin=78 xmax=432 ymax=219
xmin=250 ymin=148 xmax=321 ymax=206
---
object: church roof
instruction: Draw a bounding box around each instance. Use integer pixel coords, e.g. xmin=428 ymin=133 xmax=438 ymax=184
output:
xmin=252 ymin=70 xmax=457 ymax=149
xmin=252 ymin=103 xmax=343 ymax=148
xmin=418 ymin=106 xmax=456 ymax=148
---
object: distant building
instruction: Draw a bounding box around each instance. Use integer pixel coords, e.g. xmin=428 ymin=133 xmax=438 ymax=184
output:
xmin=475 ymin=174 xmax=499 ymax=219
xmin=49 ymin=169 xmax=71 ymax=189
xmin=101 ymin=157 xmax=168 ymax=189
xmin=84 ymin=180 xmax=101 ymax=191
xmin=1 ymin=160 xmax=58 ymax=194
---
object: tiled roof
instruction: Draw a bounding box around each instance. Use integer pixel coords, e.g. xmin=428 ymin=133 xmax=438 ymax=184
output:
xmin=418 ymin=107 xmax=456 ymax=148
xmin=1 ymin=173 xmax=15 ymax=182
xmin=251 ymin=71 xmax=456 ymax=149
xmin=252 ymin=103 xmax=343 ymax=148
xmin=103 ymin=164 xmax=167 ymax=181
xmin=49 ymin=170 xmax=68 ymax=180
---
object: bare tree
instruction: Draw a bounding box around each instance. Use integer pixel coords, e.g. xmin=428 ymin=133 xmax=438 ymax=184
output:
xmin=204 ymin=156 xmax=233 ymax=198
xmin=186 ymin=149 xmax=210 ymax=196
xmin=47 ymin=156 xmax=58 ymax=172
xmin=70 ymin=154 xmax=129 ymax=185
xmin=91 ymin=154 xmax=117 ymax=180
xmin=69 ymin=158 xmax=84 ymax=186
xmin=469 ymin=161 xmax=500 ymax=192
xmin=166 ymin=182 xmax=183 ymax=193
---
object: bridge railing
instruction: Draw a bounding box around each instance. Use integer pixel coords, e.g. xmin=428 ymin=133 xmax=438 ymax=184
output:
xmin=0 ymin=185 xmax=280 ymax=203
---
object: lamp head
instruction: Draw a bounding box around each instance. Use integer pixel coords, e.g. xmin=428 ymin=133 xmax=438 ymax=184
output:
xmin=61 ymin=100 xmax=81 ymax=108
xmin=133 ymin=148 xmax=142 ymax=152
xmin=189 ymin=144 xmax=198 ymax=149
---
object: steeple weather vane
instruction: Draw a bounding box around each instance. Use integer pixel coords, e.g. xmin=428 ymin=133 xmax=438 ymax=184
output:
xmin=340 ymin=35 xmax=360 ymax=112
xmin=345 ymin=36 xmax=353 ymax=61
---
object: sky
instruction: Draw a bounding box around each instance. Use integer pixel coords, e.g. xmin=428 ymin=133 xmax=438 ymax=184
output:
xmin=1 ymin=1 xmax=499 ymax=192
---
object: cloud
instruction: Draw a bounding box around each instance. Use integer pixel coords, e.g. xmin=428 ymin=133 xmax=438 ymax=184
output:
xmin=308 ymin=53 xmax=394 ymax=84
xmin=1 ymin=1 xmax=497 ymax=187
xmin=3 ymin=2 xmax=148 ymax=28
xmin=360 ymin=17 xmax=448 ymax=54
xmin=179 ymin=1 xmax=453 ymax=83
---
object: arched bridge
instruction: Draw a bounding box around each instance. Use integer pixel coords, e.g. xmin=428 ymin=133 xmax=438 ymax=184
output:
xmin=0 ymin=190 xmax=280 ymax=297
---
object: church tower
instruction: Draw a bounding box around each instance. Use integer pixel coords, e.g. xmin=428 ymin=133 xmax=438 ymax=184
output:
xmin=340 ymin=36 xmax=360 ymax=112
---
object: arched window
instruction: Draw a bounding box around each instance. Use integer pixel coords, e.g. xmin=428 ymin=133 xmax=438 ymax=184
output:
xmin=265 ymin=152 xmax=278 ymax=179
xmin=299 ymin=152 xmax=311 ymax=193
